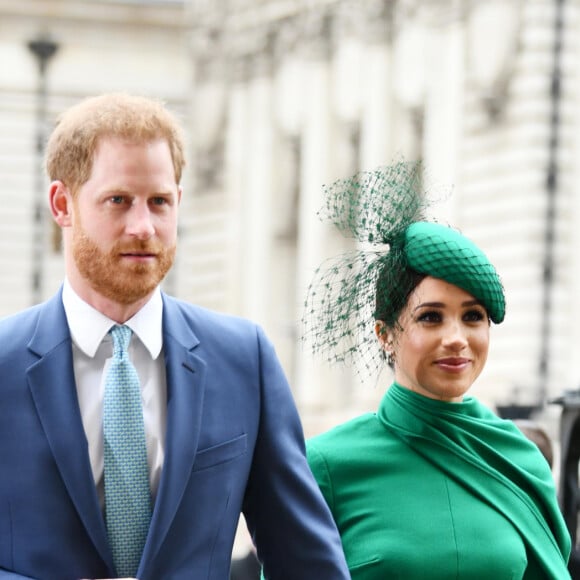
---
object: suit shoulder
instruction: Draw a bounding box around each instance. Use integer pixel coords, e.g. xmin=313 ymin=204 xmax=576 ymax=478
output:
xmin=0 ymin=303 xmax=47 ymax=363
xmin=162 ymin=295 xmax=262 ymax=340
xmin=0 ymin=303 xmax=43 ymax=337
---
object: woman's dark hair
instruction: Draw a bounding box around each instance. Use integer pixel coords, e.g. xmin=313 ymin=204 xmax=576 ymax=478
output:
xmin=374 ymin=243 xmax=426 ymax=327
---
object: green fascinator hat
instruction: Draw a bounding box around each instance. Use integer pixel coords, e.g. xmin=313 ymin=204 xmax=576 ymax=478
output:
xmin=403 ymin=221 xmax=505 ymax=323
xmin=302 ymin=160 xmax=505 ymax=375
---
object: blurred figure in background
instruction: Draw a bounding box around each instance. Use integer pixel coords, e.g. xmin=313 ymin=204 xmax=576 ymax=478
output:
xmin=513 ymin=418 xmax=554 ymax=469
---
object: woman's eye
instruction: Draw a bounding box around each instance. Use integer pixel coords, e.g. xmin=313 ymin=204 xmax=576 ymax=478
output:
xmin=417 ymin=311 xmax=441 ymax=323
xmin=110 ymin=195 xmax=124 ymax=204
xmin=464 ymin=309 xmax=486 ymax=322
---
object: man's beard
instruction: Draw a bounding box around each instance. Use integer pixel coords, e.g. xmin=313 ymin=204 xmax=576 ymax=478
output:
xmin=72 ymin=227 xmax=175 ymax=305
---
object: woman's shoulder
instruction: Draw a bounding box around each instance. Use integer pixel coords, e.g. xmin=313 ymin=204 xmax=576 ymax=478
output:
xmin=309 ymin=412 xmax=377 ymax=441
xmin=306 ymin=411 xmax=396 ymax=462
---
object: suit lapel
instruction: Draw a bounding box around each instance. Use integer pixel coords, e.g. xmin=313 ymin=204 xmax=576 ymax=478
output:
xmin=27 ymin=292 xmax=113 ymax=570
xmin=139 ymin=295 xmax=206 ymax=572
xmin=27 ymin=292 xmax=207 ymax=574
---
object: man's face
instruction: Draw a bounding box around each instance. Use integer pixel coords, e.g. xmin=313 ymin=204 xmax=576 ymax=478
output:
xmin=69 ymin=136 xmax=181 ymax=306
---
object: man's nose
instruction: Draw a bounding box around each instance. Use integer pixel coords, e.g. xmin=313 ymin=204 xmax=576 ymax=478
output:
xmin=126 ymin=203 xmax=155 ymax=239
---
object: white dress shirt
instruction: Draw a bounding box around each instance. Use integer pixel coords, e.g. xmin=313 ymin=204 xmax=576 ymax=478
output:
xmin=62 ymin=279 xmax=167 ymax=507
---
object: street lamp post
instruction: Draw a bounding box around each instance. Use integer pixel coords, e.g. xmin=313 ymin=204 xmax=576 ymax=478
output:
xmin=27 ymin=36 xmax=59 ymax=304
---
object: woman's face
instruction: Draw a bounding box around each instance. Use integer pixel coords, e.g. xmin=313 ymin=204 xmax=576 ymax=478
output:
xmin=378 ymin=276 xmax=490 ymax=402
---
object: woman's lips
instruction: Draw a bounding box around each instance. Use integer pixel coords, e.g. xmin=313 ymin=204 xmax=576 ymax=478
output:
xmin=435 ymin=358 xmax=470 ymax=372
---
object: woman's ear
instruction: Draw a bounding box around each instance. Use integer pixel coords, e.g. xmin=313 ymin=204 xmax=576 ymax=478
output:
xmin=375 ymin=321 xmax=389 ymax=345
xmin=49 ymin=181 xmax=73 ymax=227
xmin=376 ymin=321 xmax=396 ymax=368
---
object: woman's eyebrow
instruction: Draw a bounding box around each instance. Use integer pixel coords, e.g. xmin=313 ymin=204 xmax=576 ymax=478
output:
xmin=413 ymin=301 xmax=444 ymax=312
xmin=413 ymin=299 xmax=482 ymax=312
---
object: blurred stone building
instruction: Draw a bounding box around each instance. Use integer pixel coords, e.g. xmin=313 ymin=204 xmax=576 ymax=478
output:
xmin=2 ymin=0 xmax=580 ymax=438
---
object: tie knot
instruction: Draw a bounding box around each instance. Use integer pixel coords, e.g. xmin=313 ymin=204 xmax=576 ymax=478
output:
xmin=109 ymin=325 xmax=132 ymax=359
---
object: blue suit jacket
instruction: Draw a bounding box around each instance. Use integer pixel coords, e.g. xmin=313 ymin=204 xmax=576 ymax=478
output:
xmin=0 ymin=290 xmax=348 ymax=580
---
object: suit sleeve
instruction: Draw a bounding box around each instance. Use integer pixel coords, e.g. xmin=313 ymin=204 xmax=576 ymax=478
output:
xmin=305 ymin=443 xmax=335 ymax=514
xmin=0 ymin=569 xmax=36 ymax=579
xmin=241 ymin=327 xmax=349 ymax=580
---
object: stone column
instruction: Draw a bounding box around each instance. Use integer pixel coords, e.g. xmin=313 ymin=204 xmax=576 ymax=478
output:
xmin=240 ymin=67 xmax=275 ymax=327
xmin=359 ymin=1 xmax=395 ymax=169
xmin=270 ymin=23 xmax=305 ymax=380
xmin=421 ymin=3 xmax=465 ymax=223
xmin=184 ymin=24 xmax=229 ymax=310
xmin=226 ymin=27 xmax=276 ymax=326
xmin=292 ymin=10 xmax=344 ymax=427
xmin=223 ymin=77 xmax=248 ymax=315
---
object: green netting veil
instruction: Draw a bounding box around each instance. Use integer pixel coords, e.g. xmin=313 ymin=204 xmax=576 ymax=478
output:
xmin=301 ymin=161 xmax=505 ymax=376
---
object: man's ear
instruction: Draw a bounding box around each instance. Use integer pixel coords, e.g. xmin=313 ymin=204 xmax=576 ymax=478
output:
xmin=49 ymin=181 xmax=73 ymax=227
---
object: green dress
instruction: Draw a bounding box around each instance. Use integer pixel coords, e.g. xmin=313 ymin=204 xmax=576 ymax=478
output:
xmin=307 ymin=383 xmax=571 ymax=579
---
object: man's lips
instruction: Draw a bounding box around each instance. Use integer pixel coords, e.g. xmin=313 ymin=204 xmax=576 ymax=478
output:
xmin=121 ymin=252 xmax=156 ymax=257
xmin=119 ymin=251 xmax=157 ymax=261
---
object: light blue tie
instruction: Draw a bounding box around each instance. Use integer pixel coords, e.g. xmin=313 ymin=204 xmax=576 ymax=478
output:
xmin=103 ymin=325 xmax=152 ymax=577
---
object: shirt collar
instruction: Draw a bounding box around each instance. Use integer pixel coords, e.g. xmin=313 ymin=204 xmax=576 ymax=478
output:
xmin=62 ymin=279 xmax=163 ymax=359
